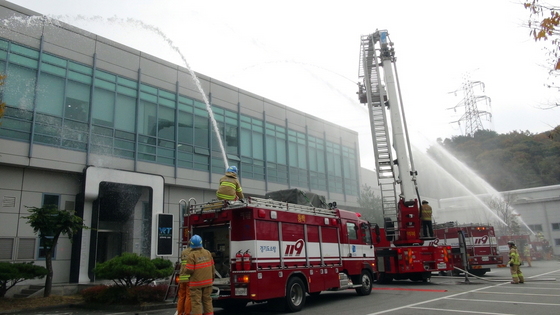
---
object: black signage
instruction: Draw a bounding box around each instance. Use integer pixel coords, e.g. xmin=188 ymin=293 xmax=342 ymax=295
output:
xmin=157 ymin=213 xmax=173 ymax=256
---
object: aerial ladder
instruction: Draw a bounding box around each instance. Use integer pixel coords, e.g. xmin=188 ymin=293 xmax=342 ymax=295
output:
xmin=357 ymin=30 xmax=426 ymax=246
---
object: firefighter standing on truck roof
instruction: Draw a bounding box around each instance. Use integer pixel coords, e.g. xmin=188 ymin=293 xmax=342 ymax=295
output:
xmin=508 ymin=241 xmax=524 ymax=284
xmin=186 ymin=234 xmax=215 ymax=315
xmin=177 ymin=245 xmax=192 ymax=315
xmin=420 ymin=200 xmax=433 ymax=238
xmin=216 ymin=166 xmax=244 ymax=201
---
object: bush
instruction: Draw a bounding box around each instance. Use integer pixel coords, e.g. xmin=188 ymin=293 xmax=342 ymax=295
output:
xmin=0 ymin=262 xmax=48 ymax=297
xmin=80 ymin=284 xmax=168 ymax=304
xmin=93 ymin=252 xmax=173 ymax=288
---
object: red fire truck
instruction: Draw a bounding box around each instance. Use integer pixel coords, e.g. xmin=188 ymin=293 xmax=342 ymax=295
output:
xmin=357 ymin=30 xmax=454 ymax=283
xmin=182 ymin=196 xmax=376 ymax=312
xmin=433 ymin=222 xmax=504 ymax=276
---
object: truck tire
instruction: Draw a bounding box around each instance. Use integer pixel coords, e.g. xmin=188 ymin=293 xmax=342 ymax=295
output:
xmin=285 ymin=277 xmax=306 ymax=312
xmin=355 ymin=270 xmax=373 ymax=296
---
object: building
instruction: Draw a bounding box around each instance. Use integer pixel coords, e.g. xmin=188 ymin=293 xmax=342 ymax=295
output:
xmin=0 ymin=1 xmax=365 ymax=286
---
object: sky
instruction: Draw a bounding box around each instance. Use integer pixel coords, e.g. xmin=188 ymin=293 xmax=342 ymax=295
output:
xmin=5 ymin=0 xmax=560 ymax=171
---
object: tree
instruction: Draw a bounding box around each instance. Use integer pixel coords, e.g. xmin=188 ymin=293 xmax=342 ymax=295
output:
xmin=0 ymin=262 xmax=48 ymax=298
xmin=22 ymin=204 xmax=88 ymax=297
xmin=357 ymin=184 xmax=384 ymax=224
xmin=525 ymin=0 xmax=560 ymax=103
xmin=486 ymin=195 xmax=521 ymax=237
xmin=93 ymin=252 xmax=173 ymax=288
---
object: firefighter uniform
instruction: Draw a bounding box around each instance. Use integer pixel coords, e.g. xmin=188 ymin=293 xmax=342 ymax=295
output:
xmin=420 ymin=201 xmax=433 ymax=237
xmin=216 ymin=171 xmax=244 ymax=201
xmin=508 ymin=242 xmax=524 ymax=284
xmin=177 ymin=247 xmax=192 ymax=315
xmin=186 ymin=235 xmax=215 ymax=315
xmin=523 ymin=246 xmax=532 ymax=267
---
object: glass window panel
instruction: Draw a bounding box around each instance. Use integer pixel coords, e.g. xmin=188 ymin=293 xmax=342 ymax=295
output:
xmin=11 ymin=44 xmax=38 ymax=59
xmin=95 ymin=79 xmax=116 ymax=91
xmin=138 ymin=100 xmax=157 ymax=136
xmin=252 ymin=131 xmax=263 ymax=160
xmin=95 ymin=70 xmax=116 ymax=82
xmin=159 ymin=97 xmax=175 ymax=108
xmin=140 ymin=91 xmax=157 ymax=102
xmin=240 ymin=129 xmax=251 ymax=156
xmin=4 ymin=64 xmax=36 ymax=110
xmin=9 ymin=54 xmax=38 ymax=69
xmin=68 ymin=71 xmax=92 ymax=84
xmin=0 ymin=50 xmax=7 ymax=61
xmin=140 ymin=84 xmax=157 ymax=95
xmin=92 ymin=88 xmax=115 ymax=127
xmin=42 ymin=54 xmax=67 ymax=67
xmin=68 ymin=61 xmax=92 ymax=75
xmin=266 ymin=136 xmax=276 ymax=163
xmin=116 ymin=85 xmax=136 ymax=97
xmin=277 ymin=140 xmax=286 ymax=165
xmin=117 ymin=76 xmax=137 ymax=89
xmin=194 ymin=115 xmax=208 ymax=147
xmin=178 ymin=111 xmax=193 ymax=144
xmin=158 ymin=106 xmax=175 ymax=140
xmin=36 ymin=73 xmax=64 ymax=116
xmin=65 ymin=81 xmax=90 ymax=122
xmin=159 ymin=89 xmax=175 ymax=101
xmin=40 ymin=63 xmax=66 ymax=77
xmin=115 ymin=94 xmax=136 ymax=132
xmin=178 ymin=96 xmax=193 ymax=105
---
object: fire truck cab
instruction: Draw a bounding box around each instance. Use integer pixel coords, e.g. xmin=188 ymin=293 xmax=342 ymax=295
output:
xmin=433 ymin=222 xmax=503 ymax=276
xmin=182 ymin=194 xmax=376 ymax=312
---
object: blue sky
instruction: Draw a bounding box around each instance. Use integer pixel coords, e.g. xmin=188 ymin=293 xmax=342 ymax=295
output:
xmin=6 ymin=0 xmax=560 ymax=171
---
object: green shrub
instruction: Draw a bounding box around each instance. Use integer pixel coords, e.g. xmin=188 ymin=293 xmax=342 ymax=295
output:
xmin=93 ymin=252 xmax=173 ymax=288
xmin=80 ymin=284 xmax=168 ymax=304
xmin=0 ymin=262 xmax=48 ymax=297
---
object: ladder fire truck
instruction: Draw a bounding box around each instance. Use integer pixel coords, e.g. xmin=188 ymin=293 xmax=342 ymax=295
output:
xmin=433 ymin=222 xmax=504 ymax=276
xmin=357 ymin=29 xmax=453 ymax=283
xmin=181 ymin=195 xmax=376 ymax=313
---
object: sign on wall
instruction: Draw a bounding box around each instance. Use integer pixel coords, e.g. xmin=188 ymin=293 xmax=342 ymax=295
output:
xmin=157 ymin=213 xmax=174 ymax=256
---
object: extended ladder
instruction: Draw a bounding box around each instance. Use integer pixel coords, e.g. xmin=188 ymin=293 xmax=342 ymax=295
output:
xmin=359 ymin=33 xmax=399 ymax=239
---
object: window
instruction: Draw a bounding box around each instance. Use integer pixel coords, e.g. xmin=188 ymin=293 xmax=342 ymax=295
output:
xmin=347 ymin=222 xmax=357 ymax=240
xmin=528 ymin=224 xmax=543 ymax=232
xmin=552 ymin=223 xmax=560 ymax=231
xmin=555 ymin=239 xmax=560 ymax=246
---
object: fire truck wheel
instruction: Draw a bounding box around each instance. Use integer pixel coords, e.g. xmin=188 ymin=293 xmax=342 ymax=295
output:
xmin=285 ymin=277 xmax=306 ymax=312
xmin=355 ymin=270 xmax=373 ymax=296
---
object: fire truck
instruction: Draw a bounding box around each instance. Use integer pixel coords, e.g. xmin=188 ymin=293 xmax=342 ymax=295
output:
xmin=357 ymin=29 xmax=454 ymax=283
xmin=433 ymin=222 xmax=504 ymax=276
xmin=181 ymin=195 xmax=376 ymax=312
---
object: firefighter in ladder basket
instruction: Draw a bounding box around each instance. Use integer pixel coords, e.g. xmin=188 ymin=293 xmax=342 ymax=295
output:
xmin=420 ymin=200 xmax=433 ymax=238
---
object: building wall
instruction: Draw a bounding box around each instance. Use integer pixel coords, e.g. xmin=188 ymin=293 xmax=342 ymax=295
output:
xmin=0 ymin=1 xmax=364 ymax=285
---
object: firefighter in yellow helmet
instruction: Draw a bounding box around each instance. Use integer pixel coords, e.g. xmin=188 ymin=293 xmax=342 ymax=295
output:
xmin=508 ymin=241 xmax=524 ymax=284
xmin=176 ymin=245 xmax=192 ymax=315
xmin=216 ymin=166 xmax=244 ymax=201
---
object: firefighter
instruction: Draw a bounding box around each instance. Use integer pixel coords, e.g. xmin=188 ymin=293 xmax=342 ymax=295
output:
xmin=523 ymin=245 xmax=532 ymax=267
xmin=420 ymin=200 xmax=433 ymax=238
xmin=508 ymin=241 xmax=524 ymax=284
xmin=185 ymin=234 xmax=215 ymax=315
xmin=216 ymin=166 xmax=244 ymax=201
xmin=177 ymin=245 xmax=192 ymax=315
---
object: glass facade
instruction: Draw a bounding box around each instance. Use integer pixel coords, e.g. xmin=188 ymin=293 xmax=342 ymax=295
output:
xmin=0 ymin=38 xmax=359 ymax=195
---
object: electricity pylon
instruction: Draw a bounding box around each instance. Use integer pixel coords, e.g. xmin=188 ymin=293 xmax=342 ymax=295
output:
xmin=449 ymin=73 xmax=492 ymax=137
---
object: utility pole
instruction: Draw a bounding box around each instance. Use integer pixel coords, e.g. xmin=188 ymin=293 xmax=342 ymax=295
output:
xmin=449 ymin=73 xmax=492 ymax=136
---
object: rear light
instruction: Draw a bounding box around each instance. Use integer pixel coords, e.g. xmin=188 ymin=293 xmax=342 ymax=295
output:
xmin=257 ymin=209 xmax=266 ymax=218
xmin=235 ymin=275 xmax=250 ymax=283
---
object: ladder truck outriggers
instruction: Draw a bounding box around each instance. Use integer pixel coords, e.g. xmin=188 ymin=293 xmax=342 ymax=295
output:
xmin=180 ymin=194 xmax=376 ymax=313
xmin=358 ymin=30 xmax=453 ymax=283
